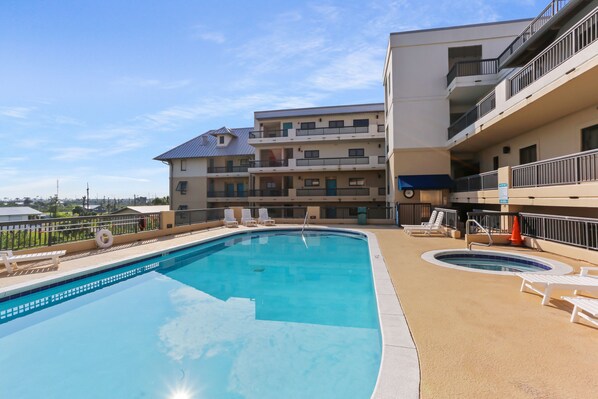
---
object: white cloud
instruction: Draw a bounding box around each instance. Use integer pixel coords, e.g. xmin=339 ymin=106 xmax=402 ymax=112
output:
xmin=51 ymin=147 xmax=98 ymax=161
xmin=190 ymin=25 xmax=226 ymax=44
xmin=0 ymin=106 xmax=35 ymax=119
xmin=114 ymin=77 xmax=192 ymax=90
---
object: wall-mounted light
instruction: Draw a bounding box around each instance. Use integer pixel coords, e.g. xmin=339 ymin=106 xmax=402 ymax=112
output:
xmin=319 ymin=118 xmax=322 ymax=122
xmin=503 ymin=146 xmax=511 ymax=154
xmin=378 ymin=143 xmax=381 ymax=148
xmin=376 ymin=114 xmax=379 ymax=119
xmin=528 ymin=196 xmax=535 ymax=199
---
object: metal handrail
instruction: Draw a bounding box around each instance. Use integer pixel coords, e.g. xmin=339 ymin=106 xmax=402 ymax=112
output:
xmin=466 ymin=219 xmax=493 ymax=250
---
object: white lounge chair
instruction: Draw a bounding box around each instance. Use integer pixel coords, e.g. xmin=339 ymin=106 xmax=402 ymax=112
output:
xmin=241 ymin=209 xmax=258 ymax=227
xmin=0 ymin=249 xmax=66 ymax=273
xmin=517 ymin=267 xmax=598 ymax=305
xmin=403 ymin=211 xmax=445 ymax=236
xmin=223 ymin=209 xmax=239 ymax=228
xmin=562 ymin=297 xmax=598 ymax=327
xmin=258 ymin=208 xmax=276 ymax=226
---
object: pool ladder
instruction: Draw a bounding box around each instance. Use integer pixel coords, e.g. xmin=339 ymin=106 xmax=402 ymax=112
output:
xmin=301 ymin=210 xmax=309 ymax=248
xmin=466 ymin=219 xmax=493 ymax=250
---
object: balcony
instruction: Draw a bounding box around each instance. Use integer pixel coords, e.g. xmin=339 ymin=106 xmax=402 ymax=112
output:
xmin=248 ymin=189 xmax=289 ymax=197
xmin=249 ymin=160 xmax=288 ymax=168
xmin=296 ymin=187 xmax=371 ymax=197
xmin=295 ymin=126 xmax=369 ymax=136
xmin=453 ymin=171 xmax=499 ymax=192
xmin=296 ymin=157 xmax=369 ymax=167
xmin=447 ymin=90 xmax=496 ymax=139
xmin=207 ymin=191 xmax=248 ymax=198
xmin=249 ymin=156 xmax=385 ymax=173
xmin=447 ymin=59 xmax=499 ymax=87
xmin=248 ymin=124 xmax=384 ymax=144
xmin=207 ymin=166 xmax=249 ymax=173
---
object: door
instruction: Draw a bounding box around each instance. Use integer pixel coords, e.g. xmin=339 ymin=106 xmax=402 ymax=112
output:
xmin=236 ymin=183 xmax=245 ymax=197
xmin=226 ymin=160 xmax=234 ymax=172
xmin=225 ymin=183 xmax=235 ymax=197
xmin=282 ymin=122 xmax=292 ymax=137
xmin=326 ymin=178 xmax=337 ymax=196
xmin=208 ymin=179 xmax=215 ymax=195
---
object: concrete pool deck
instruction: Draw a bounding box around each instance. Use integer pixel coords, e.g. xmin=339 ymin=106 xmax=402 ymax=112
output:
xmin=1 ymin=224 xmax=598 ymax=398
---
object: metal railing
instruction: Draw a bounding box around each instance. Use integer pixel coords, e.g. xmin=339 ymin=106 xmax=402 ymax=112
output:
xmin=244 ymin=206 xmax=307 ymax=219
xmin=378 ymin=187 xmax=386 ymax=196
xmin=466 ymin=219 xmax=493 ymax=250
xmin=248 ymin=189 xmax=289 ymax=197
xmin=508 ymin=5 xmax=598 ymax=97
xmin=249 ymin=130 xmax=286 ymax=139
xmin=397 ymin=203 xmax=432 ymax=227
xmin=520 ymin=212 xmax=598 ymax=250
xmin=0 ymin=213 xmax=161 ymax=251
xmin=207 ymin=166 xmax=249 ymax=173
xmin=319 ymin=206 xmax=394 ymax=220
xmin=174 ymin=208 xmax=224 ymax=227
xmin=498 ymin=0 xmax=572 ymax=68
xmin=296 ymin=157 xmax=369 ymax=166
xmin=466 ymin=211 xmax=518 ymax=235
xmin=446 ymin=58 xmax=499 ymax=86
xmin=206 ymin=191 xmax=248 ymax=198
xmin=453 ymin=170 xmax=499 ymax=192
xmin=296 ymin=125 xmax=370 ymax=136
xmin=249 ymin=160 xmax=289 ymax=168
xmin=296 ymin=187 xmax=371 ymax=197
xmin=378 ymin=155 xmax=386 ymax=164
xmin=377 ymin=124 xmax=385 ymax=132
xmin=447 ymin=90 xmax=496 ymax=139
xmin=511 ymin=148 xmax=598 ymax=187
xmin=434 ymin=207 xmax=459 ymax=230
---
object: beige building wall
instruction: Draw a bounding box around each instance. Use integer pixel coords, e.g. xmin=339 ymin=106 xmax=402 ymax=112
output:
xmin=172 ymin=176 xmax=207 ymax=210
xmin=172 ymin=158 xmax=207 ymax=178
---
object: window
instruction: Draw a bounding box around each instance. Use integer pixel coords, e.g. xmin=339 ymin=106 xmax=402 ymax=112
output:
xmin=353 ymin=119 xmax=369 ymax=127
xmin=266 ymin=182 xmax=276 ymax=188
xmin=240 ymin=158 xmax=249 ymax=166
xmin=219 ymin=136 xmax=225 ymax=144
xmin=582 ymin=124 xmax=598 ymax=151
xmin=304 ymin=150 xmax=319 ymax=158
xmin=348 ymin=148 xmax=364 ymax=157
xmin=349 ymin=178 xmax=365 ymax=186
xmin=493 ymin=156 xmax=499 ymax=170
xmin=177 ymin=205 xmax=188 ymax=210
xmin=300 ymin=122 xmax=316 ymax=130
xmin=180 ymin=159 xmax=186 ymax=171
xmin=175 ymin=181 xmax=188 ymax=195
xmin=304 ymin=178 xmax=320 ymax=187
xmin=329 ymin=120 xmax=344 ymax=128
xmin=519 ymin=145 xmax=537 ymax=165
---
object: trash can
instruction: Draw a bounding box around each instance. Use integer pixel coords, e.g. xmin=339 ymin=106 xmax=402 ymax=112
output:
xmin=357 ymin=207 xmax=367 ymax=225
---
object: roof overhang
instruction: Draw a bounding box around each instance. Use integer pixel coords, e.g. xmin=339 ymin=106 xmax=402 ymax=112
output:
xmin=398 ymin=174 xmax=454 ymax=190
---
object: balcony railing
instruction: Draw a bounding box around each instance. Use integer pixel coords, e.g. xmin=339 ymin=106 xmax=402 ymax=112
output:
xmin=249 ymin=130 xmax=286 ymax=139
xmin=512 ymin=148 xmax=598 ymax=187
xmin=206 ymin=191 xmax=248 ymax=198
xmin=296 ymin=188 xmax=371 ymax=197
xmin=378 ymin=187 xmax=386 ymax=196
xmin=296 ymin=126 xmax=369 ymax=136
xmin=378 ymin=155 xmax=386 ymax=164
xmin=508 ymin=5 xmax=598 ymax=97
xmin=296 ymin=157 xmax=369 ymax=166
xmin=434 ymin=207 xmax=459 ymax=230
xmin=244 ymin=206 xmax=307 ymax=219
xmin=466 ymin=211 xmax=518 ymax=235
xmin=446 ymin=58 xmax=499 ymax=86
xmin=248 ymin=189 xmax=289 ymax=197
xmin=453 ymin=170 xmax=499 ymax=192
xmin=174 ymin=208 xmax=224 ymax=227
xmin=320 ymin=206 xmax=394 ymax=220
xmin=0 ymin=213 xmax=161 ymax=251
xmin=249 ymin=160 xmax=289 ymax=168
xmin=498 ymin=0 xmax=572 ymax=68
xmin=520 ymin=212 xmax=598 ymax=250
xmin=448 ymin=90 xmax=496 ymax=139
xmin=207 ymin=166 xmax=249 ymax=173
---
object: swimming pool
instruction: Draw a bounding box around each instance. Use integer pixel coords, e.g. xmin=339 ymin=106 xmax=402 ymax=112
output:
xmin=422 ymin=249 xmax=573 ymax=275
xmin=0 ymin=230 xmax=382 ymax=399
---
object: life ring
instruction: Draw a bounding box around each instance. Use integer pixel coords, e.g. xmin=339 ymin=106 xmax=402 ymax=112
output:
xmin=95 ymin=229 xmax=114 ymax=248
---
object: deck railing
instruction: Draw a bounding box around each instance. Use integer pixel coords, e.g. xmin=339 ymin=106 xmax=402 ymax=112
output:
xmin=296 ymin=125 xmax=370 ymax=136
xmin=498 ymin=0 xmax=572 ymax=68
xmin=249 ymin=160 xmax=289 ymax=168
xmin=0 ymin=213 xmax=161 ymax=251
xmin=248 ymin=189 xmax=289 ymax=197
xmin=466 ymin=211 xmax=518 ymax=235
xmin=206 ymin=191 xmax=248 ymax=198
xmin=296 ymin=187 xmax=370 ymax=197
xmin=296 ymin=157 xmax=369 ymax=166
xmin=446 ymin=58 xmax=499 ymax=86
xmin=245 ymin=206 xmax=307 ymax=219
xmin=508 ymin=5 xmax=598 ymax=97
xmin=249 ymin=130 xmax=286 ymax=139
xmin=511 ymin=148 xmax=598 ymax=187
xmin=434 ymin=207 xmax=459 ymax=230
xmin=207 ymin=166 xmax=249 ymax=173
xmin=453 ymin=170 xmax=499 ymax=192
xmin=320 ymin=206 xmax=394 ymax=220
xmin=448 ymin=90 xmax=496 ymax=139
xmin=174 ymin=208 xmax=224 ymax=227
xmin=520 ymin=212 xmax=598 ymax=250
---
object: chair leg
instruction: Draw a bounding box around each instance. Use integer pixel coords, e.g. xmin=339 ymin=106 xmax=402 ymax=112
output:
xmin=541 ymin=286 xmax=553 ymax=306
xmin=570 ymin=305 xmax=580 ymax=323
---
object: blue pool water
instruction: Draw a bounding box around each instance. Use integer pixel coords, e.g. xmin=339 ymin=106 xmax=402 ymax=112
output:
xmin=436 ymin=252 xmax=552 ymax=273
xmin=0 ymin=230 xmax=381 ymax=399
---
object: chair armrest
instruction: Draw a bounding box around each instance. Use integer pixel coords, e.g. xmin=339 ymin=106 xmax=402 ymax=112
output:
xmin=580 ymin=266 xmax=598 ymax=276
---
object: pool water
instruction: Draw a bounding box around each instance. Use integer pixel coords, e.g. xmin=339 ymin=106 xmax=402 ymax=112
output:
xmin=436 ymin=253 xmax=552 ymax=273
xmin=0 ymin=230 xmax=381 ymax=399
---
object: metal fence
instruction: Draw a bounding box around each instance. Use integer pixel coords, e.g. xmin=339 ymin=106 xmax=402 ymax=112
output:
xmin=453 ymin=170 xmax=499 ymax=192
xmin=248 ymin=189 xmax=289 ymax=197
xmin=508 ymin=5 xmax=597 ymax=97
xmin=296 ymin=157 xmax=369 ymax=166
xmin=446 ymin=58 xmax=499 ymax=86
xmin=466 ymin=211 xmax=518 ymax=235
xmin=512 ymin=148 xmax=598 ymax=187
xmin=498 ymin=0 xmax=572 ymax=68
xmin=397 ymin=203 xmax=432 ymax=227
xmin=0 ymin=213 xmax=161 ymax=251
xmin=434 ymin=207 xmax=459 ymax=230
xmin=520 ymin=212 xmax=598 ymax=250
xmin=207 ymin=166 xmax=249 ymax=173
xmin=245 ymin=206 xmax=307 ymax=219
xmin=207 ymin=191 xmax=248 ymax=198
xmin=319 ymin=206 xmax=394 ymax=220
xmin=174 ymin=208 xmax=224 ymax=227
xmin=249 ymin=160 xmax=288 ymax=168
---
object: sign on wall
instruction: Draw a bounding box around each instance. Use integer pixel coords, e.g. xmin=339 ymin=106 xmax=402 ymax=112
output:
xmin=498 ymin=183 xmax=508 ymax=204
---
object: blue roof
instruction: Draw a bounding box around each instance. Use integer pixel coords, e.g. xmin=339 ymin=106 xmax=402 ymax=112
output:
xmin=154 ymin=127 xmax=254 ymax=160
xmin=398 ymin=175 xmax=454 ymax=190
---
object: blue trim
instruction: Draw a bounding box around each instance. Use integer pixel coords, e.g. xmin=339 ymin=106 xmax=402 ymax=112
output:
xmin=398 ymin=174 xmax=454 ymax=190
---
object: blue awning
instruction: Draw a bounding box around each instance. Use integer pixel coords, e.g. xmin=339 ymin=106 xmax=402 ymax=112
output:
xmin=398 ymin=174 xmax=454 ymax=190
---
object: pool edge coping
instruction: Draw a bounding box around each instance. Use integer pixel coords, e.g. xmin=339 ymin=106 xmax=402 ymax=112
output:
xmin=0 ymin=226 xmax=420 ymax=399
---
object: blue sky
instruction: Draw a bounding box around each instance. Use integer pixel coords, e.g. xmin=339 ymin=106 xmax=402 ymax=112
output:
xmin=0 ymin=0 xmax=539 ymax=200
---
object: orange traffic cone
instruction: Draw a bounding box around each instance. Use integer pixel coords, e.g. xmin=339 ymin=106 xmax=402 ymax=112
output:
xmin=509 ymin=215 xmax=524 ymax=246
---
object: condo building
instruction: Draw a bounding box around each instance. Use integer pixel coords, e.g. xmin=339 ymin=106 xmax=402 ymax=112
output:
xmin=384 ymin=0 xmax=598 ymax=225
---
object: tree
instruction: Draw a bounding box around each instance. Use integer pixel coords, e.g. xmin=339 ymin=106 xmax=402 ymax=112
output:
xmin=151 ymin=196 xmax=169 ymax=205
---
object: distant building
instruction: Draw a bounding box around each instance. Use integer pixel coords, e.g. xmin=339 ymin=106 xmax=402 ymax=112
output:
xmin=0 ymin=207 xmax=43 ymax=222
xmin=112 ymin=205 xmax=170 ymax=215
